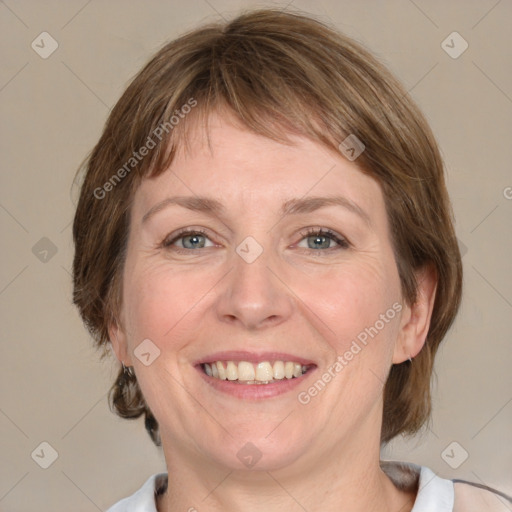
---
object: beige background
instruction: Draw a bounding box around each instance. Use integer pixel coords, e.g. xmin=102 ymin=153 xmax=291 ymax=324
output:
xmin=0 ymin=0 xmax=511 ymax=510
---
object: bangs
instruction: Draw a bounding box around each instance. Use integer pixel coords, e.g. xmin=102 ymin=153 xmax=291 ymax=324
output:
xmin=119 ymin=14 xmax=385 ymax=187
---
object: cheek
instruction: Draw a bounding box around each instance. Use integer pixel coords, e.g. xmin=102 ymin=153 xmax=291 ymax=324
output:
xmin=122 ymin=260 xmax=220 ymax=350
xmin=121 ymin=243 xmax=402 ymax=365
xmin=304 ymin=257 xmax=401 ymax=351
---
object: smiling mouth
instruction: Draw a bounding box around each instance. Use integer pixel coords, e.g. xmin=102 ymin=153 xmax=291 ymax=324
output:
xmin=201 ymin=360 xmax=314 ymax=384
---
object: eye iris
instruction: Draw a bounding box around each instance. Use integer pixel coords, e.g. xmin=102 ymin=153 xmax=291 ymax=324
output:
xmin=308 ymin=234 xmax=330 ymax=249
xmin=183 ymin=234 xmax=205 ymax=249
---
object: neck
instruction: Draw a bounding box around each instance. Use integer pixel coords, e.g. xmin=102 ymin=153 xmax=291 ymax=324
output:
xmin=157 ymin=425 xmax=416 ymax=512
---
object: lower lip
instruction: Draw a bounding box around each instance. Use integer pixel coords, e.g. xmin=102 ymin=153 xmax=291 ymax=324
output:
xmin=195 ymin=365 xmax=316 ymax=399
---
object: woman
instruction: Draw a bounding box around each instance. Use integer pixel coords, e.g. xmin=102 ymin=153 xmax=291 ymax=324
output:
xmin=72 ymin=9 xmax=510 ymax=512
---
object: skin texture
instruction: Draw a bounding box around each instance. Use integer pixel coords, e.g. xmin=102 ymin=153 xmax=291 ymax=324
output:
xmin=110 ymin=109 xmax=437 ymax=512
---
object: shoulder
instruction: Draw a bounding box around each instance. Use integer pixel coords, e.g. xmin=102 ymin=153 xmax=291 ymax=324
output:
xmin=453 ymin=480 xmax=512 ymax=512
xmin=106 ymin=473 xmax=167 ymax=512
xmin=381 ymin=460 xmax=511 ymax=512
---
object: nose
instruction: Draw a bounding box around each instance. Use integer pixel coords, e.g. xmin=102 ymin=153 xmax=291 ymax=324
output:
xmin=214 ymin=243 xmax=294 ymax=331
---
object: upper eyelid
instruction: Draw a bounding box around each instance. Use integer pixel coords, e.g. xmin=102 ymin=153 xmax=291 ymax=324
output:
xmin=297 ymin=228 xmax=350 ymax=248
xmin=162 ymin=228 xmax=213 ymax=247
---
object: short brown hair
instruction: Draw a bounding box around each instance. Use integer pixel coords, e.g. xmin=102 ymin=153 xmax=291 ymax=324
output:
xmin=72 ymin=8 xmax=463 ymax=446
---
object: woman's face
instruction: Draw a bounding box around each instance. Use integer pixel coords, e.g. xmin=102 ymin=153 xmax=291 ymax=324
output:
xmin=113 ymin=109 xmax=410 ymax=472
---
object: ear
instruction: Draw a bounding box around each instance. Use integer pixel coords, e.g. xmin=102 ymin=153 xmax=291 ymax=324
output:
xmin=108 ymin=314 xmax=133 ymax=367
xmin=393 ymin=264 xmax=438 ymax=364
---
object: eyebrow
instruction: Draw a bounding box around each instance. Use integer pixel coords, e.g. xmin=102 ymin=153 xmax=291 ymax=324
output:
xmin=142 ymin=195 xmax=371 ymax=226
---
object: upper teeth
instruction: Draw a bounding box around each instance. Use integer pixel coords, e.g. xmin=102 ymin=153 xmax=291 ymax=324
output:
xmin=203 ymin=361 xmax=308 ymax=382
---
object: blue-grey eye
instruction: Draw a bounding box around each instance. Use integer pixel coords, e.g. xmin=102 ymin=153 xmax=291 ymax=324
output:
xmin=297 ymin=229 xmax=348 ymax=250
xmin=163 ymin=230 xmax=214 ymax=249
xmin=308 ymin=234 xmax=332 ymax=249
xmin=181 ymin=233 xmax=207 ymax=249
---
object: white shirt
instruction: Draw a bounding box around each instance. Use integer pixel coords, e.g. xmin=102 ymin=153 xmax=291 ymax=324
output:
xmin=106 ymin=461 xmax=511 ymax=512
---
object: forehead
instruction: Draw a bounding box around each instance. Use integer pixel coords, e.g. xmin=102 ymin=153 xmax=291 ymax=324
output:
xmin=133 ymin=109 xmax=384 ymax=220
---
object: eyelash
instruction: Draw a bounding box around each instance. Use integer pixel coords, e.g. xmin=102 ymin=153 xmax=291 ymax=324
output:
xmin=161 ymin=227 xmax=350 ymax=254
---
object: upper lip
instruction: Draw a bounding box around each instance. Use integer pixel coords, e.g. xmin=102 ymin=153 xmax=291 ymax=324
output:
xmin=194 ymin=351 xmax=317 ymax=366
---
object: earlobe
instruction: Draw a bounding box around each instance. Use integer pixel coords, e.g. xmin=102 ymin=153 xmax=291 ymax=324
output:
xmin=108 ymin=319 xmax=132 ymax=366
xmin=393 ymin=265 xmax=438 ymax=364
